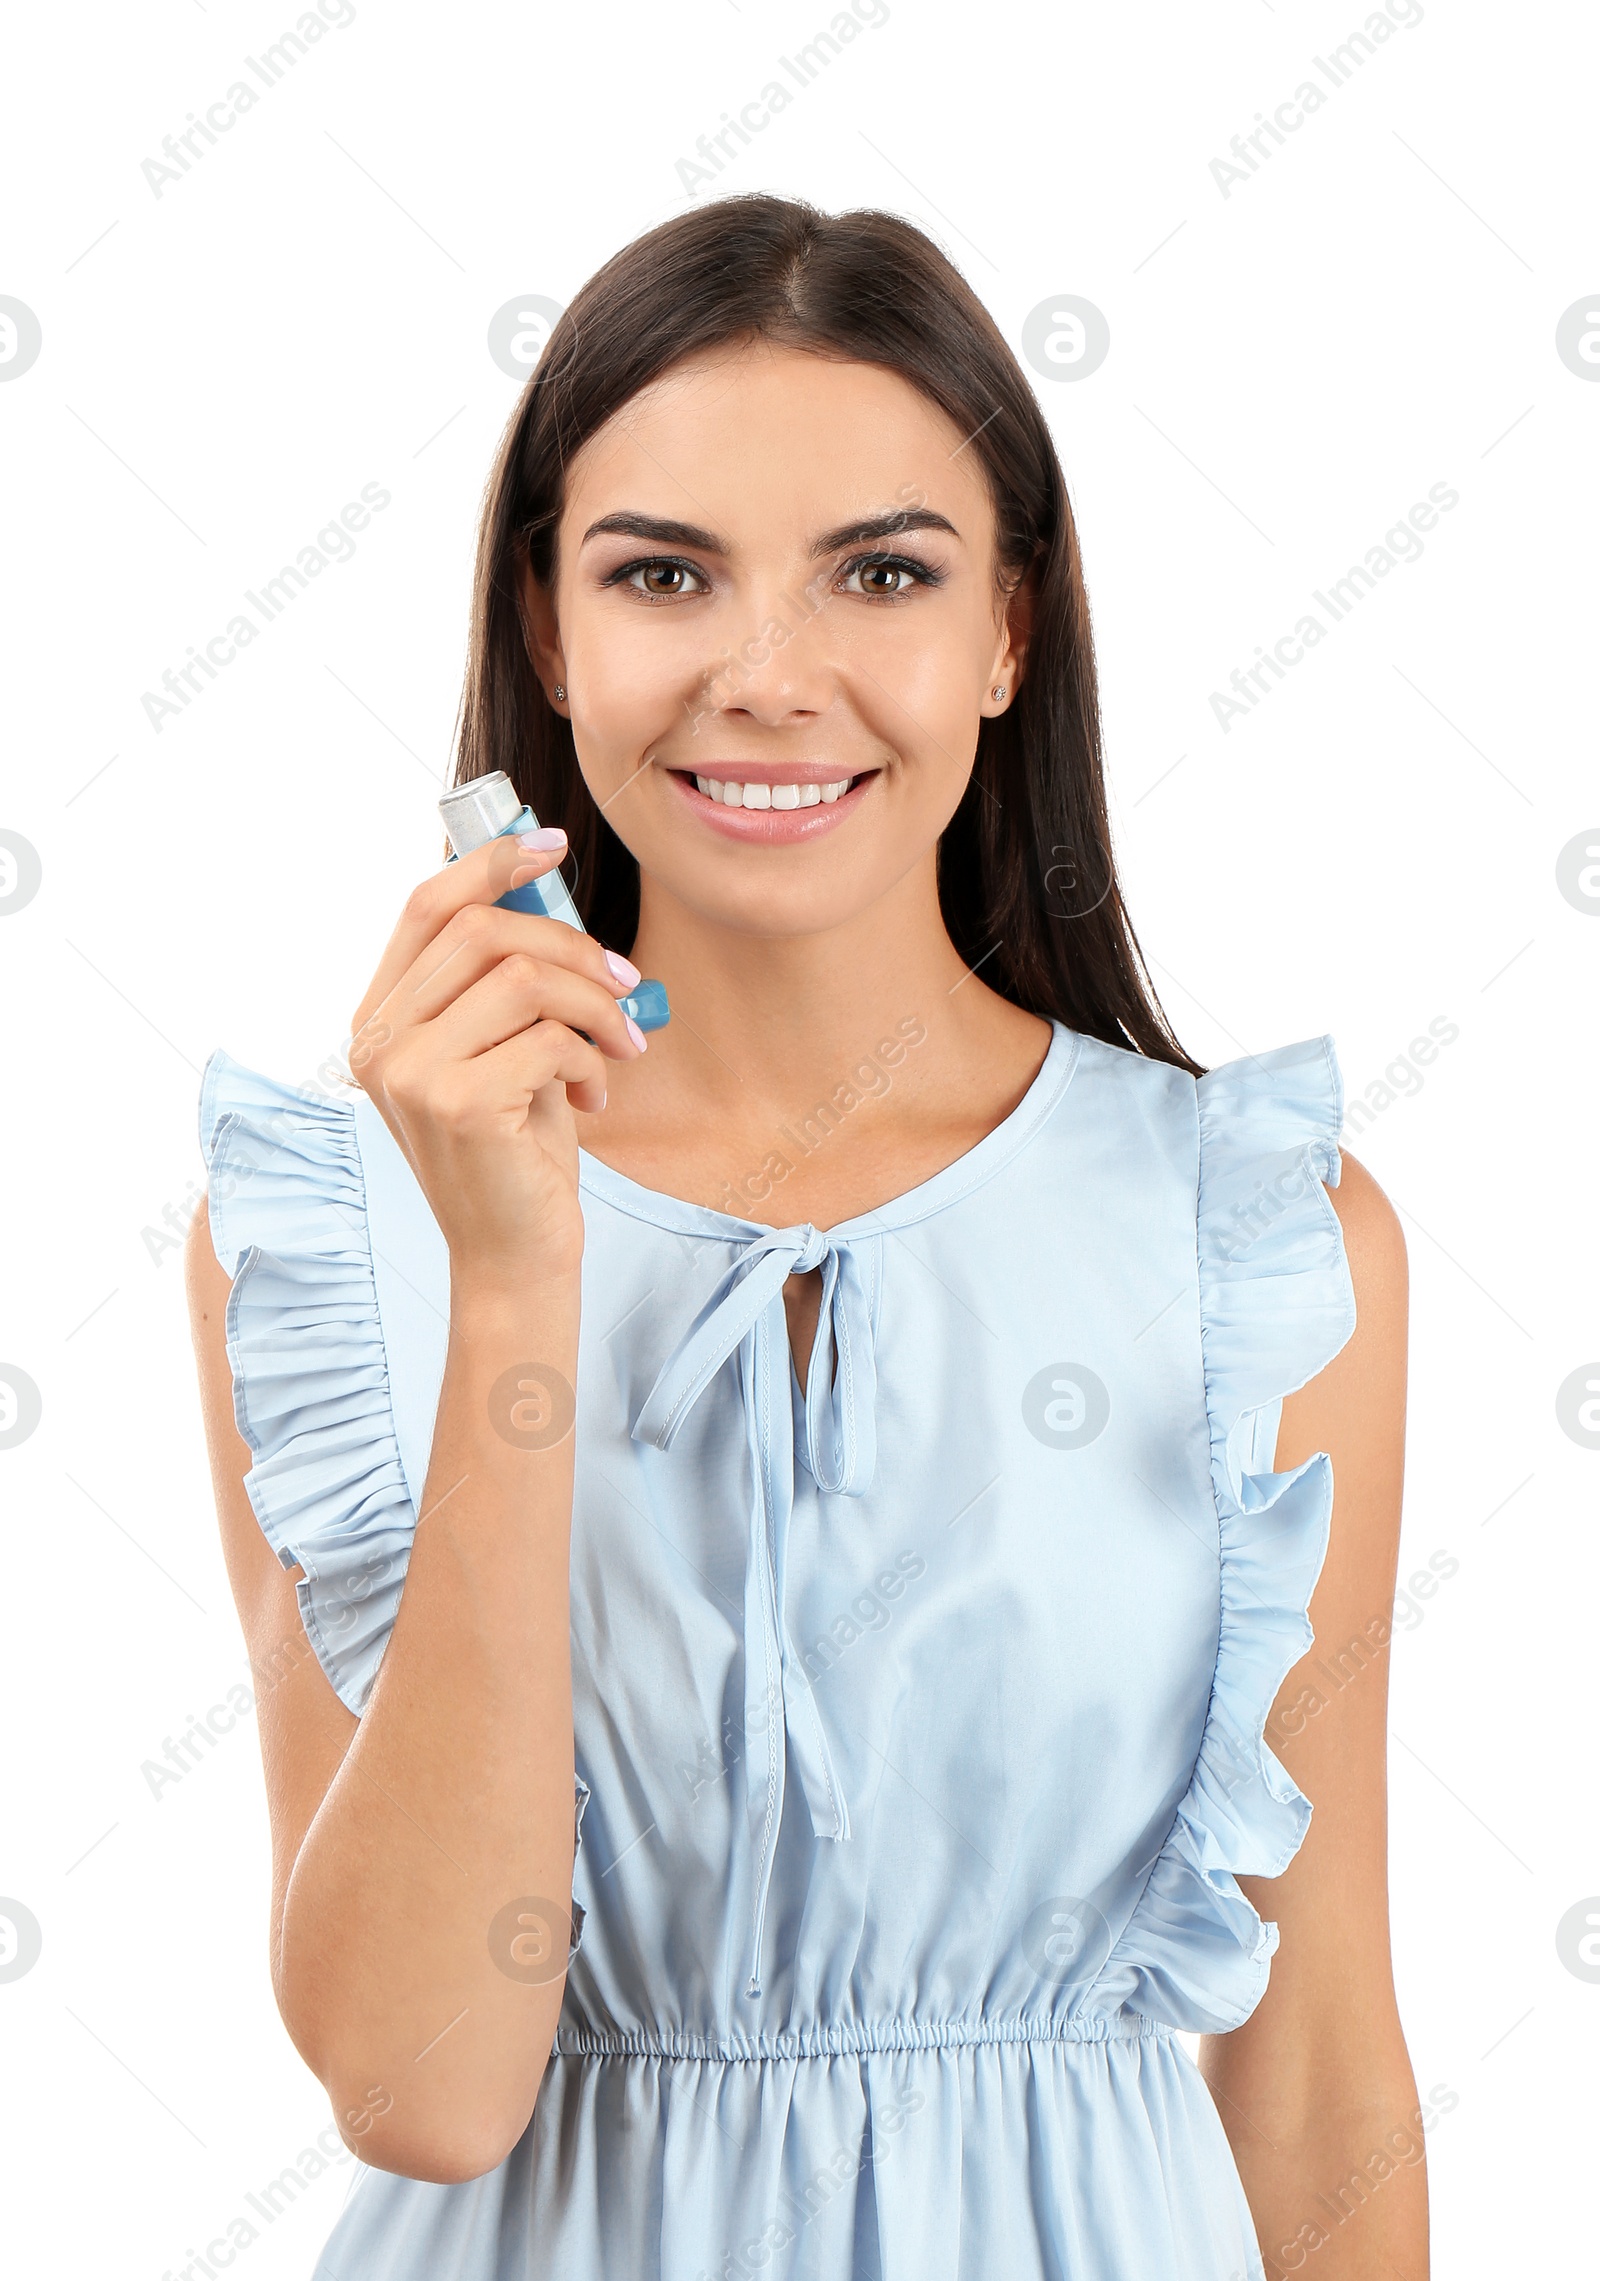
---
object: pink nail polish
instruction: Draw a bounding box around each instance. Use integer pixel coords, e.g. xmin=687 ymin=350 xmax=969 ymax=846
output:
xmin=605 ymin=949 xmax=643 ymax=989
xmin=517 ymin=826 xmax=567 ymax=850
xmin=625 ymin=1015 xmax=648 ymax=1052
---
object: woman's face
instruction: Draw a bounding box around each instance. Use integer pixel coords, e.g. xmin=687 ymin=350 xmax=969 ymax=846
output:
xmin=520 ymin=342 xmax=1024 ymax=941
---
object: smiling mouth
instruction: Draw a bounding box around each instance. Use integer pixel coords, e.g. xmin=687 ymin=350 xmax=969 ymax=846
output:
xmin=674 ymin=771 xmax=866 ymax=809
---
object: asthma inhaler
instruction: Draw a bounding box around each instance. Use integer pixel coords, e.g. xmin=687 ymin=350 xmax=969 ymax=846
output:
xmin=437 ymin=770 xmax=670 ymax=1032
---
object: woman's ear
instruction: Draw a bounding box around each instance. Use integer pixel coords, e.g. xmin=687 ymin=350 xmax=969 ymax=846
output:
xmin=979 ymin=561 xmax=1037 ymax=717
xmin=515 ymin=549 xmax=570 ymax=715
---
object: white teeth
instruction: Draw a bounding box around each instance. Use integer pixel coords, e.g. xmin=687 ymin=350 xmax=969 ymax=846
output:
xmin=691 ymin=776 xmax=855 ymax=808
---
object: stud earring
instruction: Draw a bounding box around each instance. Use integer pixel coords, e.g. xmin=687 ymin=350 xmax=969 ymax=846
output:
xmin=991 ymin=686 xmax=1006 ymax=702
xmin=553 ymin=683 xmax=566 ymax=701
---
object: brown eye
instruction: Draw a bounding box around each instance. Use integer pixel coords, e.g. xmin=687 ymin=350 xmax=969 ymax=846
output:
xmin=839 ymin=553 xmax=935 ymax=598
xmin=621 ymin=558 xmax=705 ymax=597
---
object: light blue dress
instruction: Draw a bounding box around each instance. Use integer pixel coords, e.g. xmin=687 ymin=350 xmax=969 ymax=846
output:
xmin=198 ymin=1019 xmax=1356 ymax=2280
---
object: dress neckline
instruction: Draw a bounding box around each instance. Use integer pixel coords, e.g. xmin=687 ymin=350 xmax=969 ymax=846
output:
xmin=577 ymin=1018 xmax=1082 ymax=1244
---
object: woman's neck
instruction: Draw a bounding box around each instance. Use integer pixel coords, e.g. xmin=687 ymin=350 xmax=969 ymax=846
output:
xmin=575 ymin=855 xmax=1054 ymax=1227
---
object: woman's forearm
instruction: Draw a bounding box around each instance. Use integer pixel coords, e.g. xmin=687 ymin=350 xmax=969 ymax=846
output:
xmin=1211 ymin=2063 xmax=1431 ymax=2280
xmin=276 ymin=1268 xmax=583 ymax=2184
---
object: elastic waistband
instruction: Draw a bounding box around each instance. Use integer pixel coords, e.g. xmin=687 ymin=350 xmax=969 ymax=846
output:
xmin=552 ymin=2015 xmax=1172 ymax=2062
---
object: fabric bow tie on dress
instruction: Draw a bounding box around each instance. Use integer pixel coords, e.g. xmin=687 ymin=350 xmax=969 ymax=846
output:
xmin=631 ymin=1222 xmax=880 ymax=1998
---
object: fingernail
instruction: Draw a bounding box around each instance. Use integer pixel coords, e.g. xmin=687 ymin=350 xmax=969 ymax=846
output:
xmin=605 ymin=949 xmax=642 ymax=989
xmin=517 ymin=827 xmax=567 ymax=850
xmin=625 ymin=1015 xmax=647 ymax=1053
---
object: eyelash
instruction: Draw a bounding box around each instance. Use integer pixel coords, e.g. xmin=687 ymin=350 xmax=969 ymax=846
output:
xmin=603 ymin=551 xmax=946 ymax=601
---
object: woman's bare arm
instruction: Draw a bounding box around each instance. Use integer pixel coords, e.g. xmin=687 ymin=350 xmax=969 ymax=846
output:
xmin=186 ymin=828 xmax=644 ymax=2185
xmin=188 ymin=1210 xmax=584 ymax=2183
xmin=1199 ymin=1153 xmax=1428 ymax=2281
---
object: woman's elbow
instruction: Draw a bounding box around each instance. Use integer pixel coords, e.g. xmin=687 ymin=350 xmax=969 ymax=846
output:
xmin=325 ymin=2057 xmax=554 ymax=2186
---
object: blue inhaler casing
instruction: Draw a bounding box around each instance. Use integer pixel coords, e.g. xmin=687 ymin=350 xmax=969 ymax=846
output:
xmin=437 ymin=770 xmax=670 ymax=1032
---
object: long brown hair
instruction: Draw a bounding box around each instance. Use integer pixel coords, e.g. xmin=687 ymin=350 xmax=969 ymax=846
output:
xmin=450 ymin=194 xmax=1200 ymax=1075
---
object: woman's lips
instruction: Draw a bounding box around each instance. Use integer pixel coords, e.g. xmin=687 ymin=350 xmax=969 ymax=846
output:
xmin=664 ymin=766 xmax=877 ymax=842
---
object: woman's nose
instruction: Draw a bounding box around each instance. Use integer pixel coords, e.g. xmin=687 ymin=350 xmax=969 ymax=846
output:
xmin=699 ymin=600 xmax=841 ymax=729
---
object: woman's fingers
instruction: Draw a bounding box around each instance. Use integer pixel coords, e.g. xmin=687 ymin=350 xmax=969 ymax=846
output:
xmin=351 ymin=875 xmax=642 ymax=1085
xmin=340 ymin=825 xmax=635 ymax=1288
xmin=387 ymin=1015 xmax=610 ymax=1128
xmin=351 ymin=833 xmax=615 ymax=1038
xmin=405 ymin=945 xmax=641 ymax=1074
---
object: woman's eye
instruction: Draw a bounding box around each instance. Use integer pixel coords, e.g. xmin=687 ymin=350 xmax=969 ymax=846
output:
xmin=838 ymin=555 xmax=936 ymax=597
xmin=617 ymin=558 xmax=707 ymax=598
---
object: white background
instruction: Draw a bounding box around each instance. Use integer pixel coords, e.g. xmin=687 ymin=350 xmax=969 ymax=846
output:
xmin=1 ymin=1 xmax=1594 ymax=2273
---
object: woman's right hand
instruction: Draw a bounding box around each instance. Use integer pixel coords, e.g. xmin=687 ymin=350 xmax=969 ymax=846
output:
xmin=346 ymin=829 xmax=645 ymax=1291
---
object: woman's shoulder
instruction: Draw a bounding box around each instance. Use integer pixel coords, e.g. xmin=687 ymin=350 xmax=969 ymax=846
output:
xmin=1058 ymin=1025 xmax=1349 ymax=1202
xmin=1322 ymin=1148 xmax=1407 ymax=1291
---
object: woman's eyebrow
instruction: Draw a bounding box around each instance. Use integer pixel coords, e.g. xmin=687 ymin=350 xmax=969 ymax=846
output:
xmin=580 ymin=505 xmax=961 ymax=557
xmin=582 ymin=510 xmax=729 ymax=551
xmin=811 ymin=507 xmax=960 ymax=554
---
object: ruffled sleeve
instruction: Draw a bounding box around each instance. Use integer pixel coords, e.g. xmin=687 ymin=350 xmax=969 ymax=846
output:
xmin=198 ymin=1048 xmax=590 ymax=1948
xmin=199 ymin=1049 xmax=415 ymax=1719
xmin=1096 ymin=1036 xmax=1358 ymax=2034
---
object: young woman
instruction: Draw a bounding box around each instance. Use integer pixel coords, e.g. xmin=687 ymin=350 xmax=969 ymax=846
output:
xmin=187 ymin=196 xmax=1425 ymax=2280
